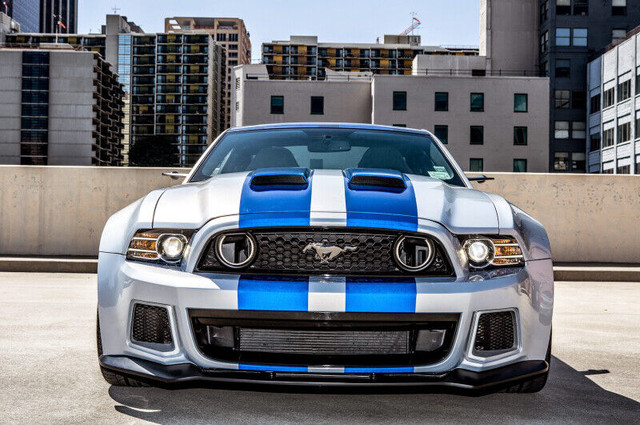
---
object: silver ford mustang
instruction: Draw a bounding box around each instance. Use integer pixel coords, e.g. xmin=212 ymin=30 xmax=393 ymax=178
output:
xmin=97 ymin=123 xmax=553 ymax=394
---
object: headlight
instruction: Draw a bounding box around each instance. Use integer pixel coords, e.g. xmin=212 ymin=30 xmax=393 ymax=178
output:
xmin=461 ymin=236 xmax=523 ymax=269
xmin=127 ymin=229 xmax=193 ymax=264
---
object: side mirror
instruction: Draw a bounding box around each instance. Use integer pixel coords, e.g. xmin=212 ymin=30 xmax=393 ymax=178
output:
xmin=162 ymin=171 xmax=189 ymax=180
xmin=466 ymin=174 xmax=495 ymax=184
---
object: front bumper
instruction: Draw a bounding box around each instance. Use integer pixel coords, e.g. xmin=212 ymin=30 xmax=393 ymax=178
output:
xmin=97 ymin=252 xmax=553 ymax=386
xmin=99 ymin=354 xmax=549 ymax=392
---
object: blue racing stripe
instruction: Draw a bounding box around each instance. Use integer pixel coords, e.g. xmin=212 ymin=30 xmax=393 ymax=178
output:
xmin=238 ymin=275 xmax=309 ymax=311
xmin=345 ymin=277 xmax=417 ymax=313
xmin=238 ymin=170 xmax=313 ymax=228
xmin=239 ymin=364 xmax=309 ymax=372
xmin=344 ymin=367 xmax=415 ymax=373
xmin=343 ymin=169 xmax=418 ymax=231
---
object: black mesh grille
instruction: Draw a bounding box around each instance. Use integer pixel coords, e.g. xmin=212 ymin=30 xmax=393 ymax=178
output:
xmin=131 ymin=304 xmax=172 ymax=345
xmin=238 ymin=329 xmax=410 ymax=355
xmin=474 ymin=311 xmax=515 ymax=352
xmin=197 ymin=228 xmax=452 ymax=276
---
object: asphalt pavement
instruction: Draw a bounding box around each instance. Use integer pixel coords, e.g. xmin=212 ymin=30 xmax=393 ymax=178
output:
xmin=0 ymin=273 xmax=638 ymax=424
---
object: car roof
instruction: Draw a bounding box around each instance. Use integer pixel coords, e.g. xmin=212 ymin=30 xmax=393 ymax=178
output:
xmin=226 ymin=122 xmax=431 ymax=136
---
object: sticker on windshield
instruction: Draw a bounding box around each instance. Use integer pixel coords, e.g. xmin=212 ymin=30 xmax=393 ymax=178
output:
xmin=428 ymin=166 xmax=452 ymax=180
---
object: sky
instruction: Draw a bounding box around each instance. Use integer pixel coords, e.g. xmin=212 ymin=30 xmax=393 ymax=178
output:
xmin=79 ymin=0 xmax=480 ymax=62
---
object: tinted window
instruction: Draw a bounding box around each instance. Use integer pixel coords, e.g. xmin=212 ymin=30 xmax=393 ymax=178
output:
xmin=514 ymin=94 xmax=528 ymax=112
xmin=470 ymin=126 xmax=484 ymax=144
xmin=310 ymin=96 xmax=324 ymax=115
xmin=270 ymin=96 xmax=284 ymax=114
xmin=191 ymin=128 xmax=465 ymax=187
xmin=470 ymin=93 xmax=484 ymax=112
xmin=434 ymin=125 xmax=448 ymax=143
xmin=435 ymin=92 xmax=448 ymax=111
xmin=393 ymin=91 xmax=407 ymax=110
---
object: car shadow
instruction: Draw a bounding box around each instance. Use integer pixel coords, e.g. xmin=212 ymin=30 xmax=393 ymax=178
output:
xmin=108 ymin=356 xmax=639 ymax=424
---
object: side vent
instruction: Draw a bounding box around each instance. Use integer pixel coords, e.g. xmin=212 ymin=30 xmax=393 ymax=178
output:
xmin=345 ymin=168 xmax=407 ymax=192
xmin=250 ymin=168 xmax=310 ymax=190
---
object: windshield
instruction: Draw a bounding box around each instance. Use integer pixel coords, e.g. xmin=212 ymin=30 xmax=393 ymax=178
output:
xmin=190 ymin=127 xmax=465 ymax=187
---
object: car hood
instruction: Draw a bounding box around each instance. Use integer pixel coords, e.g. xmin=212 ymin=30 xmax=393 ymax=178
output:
xmin=152 ymin=169 xmax=500 ymax=234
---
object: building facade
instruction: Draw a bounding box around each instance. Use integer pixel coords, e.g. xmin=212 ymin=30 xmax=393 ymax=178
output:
xmin=128 ymin=33 xmax=225 ymax=167
xmin=539 ymin=0 xmax=640 ymax=172
xmin=587 ymin=27 xmax=640 ymax=174
xmin=165 ymin=17 xmax=252 ymax=130
xmin=40 ymin=0 xmax=77 ymax=33
xmin=3 ymin=0 xmax=40 ymax=32
xmin=232 ymin=63 xmax=549 ymax=173
xmin=262 ymin=35 xmax=478 ymax=81
xmin=0 ymin=48 xmax=124 ymax=165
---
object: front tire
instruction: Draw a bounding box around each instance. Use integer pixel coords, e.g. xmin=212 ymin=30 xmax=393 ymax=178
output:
xmin=97 ymin=310 xmax=149 ymax=387
xmin=504 ymin=330 xmax=552 ymax=393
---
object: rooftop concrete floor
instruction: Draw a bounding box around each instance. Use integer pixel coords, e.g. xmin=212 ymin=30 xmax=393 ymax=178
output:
xmin=0 ymin=273 xmax=638 ymax=424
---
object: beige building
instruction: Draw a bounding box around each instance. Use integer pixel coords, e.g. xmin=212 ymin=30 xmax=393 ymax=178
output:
xmin=165 ymin=17 xmax=251 ymax=129
xmin=232 ymin=60 xmax=549 ymax=172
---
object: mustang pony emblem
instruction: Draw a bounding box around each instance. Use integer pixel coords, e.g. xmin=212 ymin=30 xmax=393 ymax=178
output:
xmin=303 ymin=242 xmax=358 ymax=263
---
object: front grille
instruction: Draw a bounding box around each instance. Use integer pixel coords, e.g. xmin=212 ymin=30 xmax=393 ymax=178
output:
xmin=238 ymin=329 xmax=409 ymax=355
xmin=474 ymin=311 xmax=516 ymax=353
xmin=131 ymin=303 xmax=172 ymax=345
xmin=197 ymin=228 xmax=453 ymax=276
xmin=190 ymin=310 xmax=458 ymax=367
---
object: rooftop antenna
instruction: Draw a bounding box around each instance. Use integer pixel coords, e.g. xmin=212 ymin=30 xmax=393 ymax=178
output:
xmin=111 ymin=4 xmax=121 ymax=14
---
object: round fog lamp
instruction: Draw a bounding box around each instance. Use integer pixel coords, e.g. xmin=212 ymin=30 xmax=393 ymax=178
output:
xmin=159 ymin=235 xmax=186 ymax=261
xmin=465 ymin=240 xmax=493 ymax=267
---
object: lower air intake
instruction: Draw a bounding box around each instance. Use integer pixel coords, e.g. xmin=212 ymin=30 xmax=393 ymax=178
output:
xmin=131 ymin=303 xmax=172 ymax=345
xmin=474 ymin=310 xmax=516 ymax=353
xmin=239 ymin=328 xmax=409 ymax=355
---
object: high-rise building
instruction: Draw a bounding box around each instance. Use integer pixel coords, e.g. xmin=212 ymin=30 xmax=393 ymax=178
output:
xmin=40 ymin=0 xmax=77 ymax=34
xmin=586 ymin=25 xmax=640 ymax=174
xmin=0 ymin=47 xmax=124 ymax=165
xmin=261 ymin=35 xmax=478 ymax=80
xmin=538 ymin=0 xmax=640 ymax=172
xmin=128 ymin=32 xmax=225 ymax=166
xmin=3 ymin=0 xmax=40 ymax=32
xmin=165 ymin=17 xmax=252 ymax=130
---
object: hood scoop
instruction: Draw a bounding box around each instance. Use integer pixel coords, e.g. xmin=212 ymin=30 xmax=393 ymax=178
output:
xmin=345 ymin=169 xmax=407 ymax=192
xmin=249 ymin=168 xmax=310 ymax=190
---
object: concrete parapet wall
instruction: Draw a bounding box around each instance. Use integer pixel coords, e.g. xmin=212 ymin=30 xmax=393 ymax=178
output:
xmin=0 ymin=166 xmax=638 ymax=263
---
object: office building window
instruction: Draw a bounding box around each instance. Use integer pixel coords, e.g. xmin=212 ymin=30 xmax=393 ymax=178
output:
xmin=617 ymin=164 xmax=631 ymax=174
xmin=540 ymin=0 xmax=549 ymax=22
xmin=618 ymin=80 xmax=631 ymax=102
xmin=603 ymin=127 xmax=615 ymax=147
xmin=469 ymin=158 xmax=484 ymax=172
xmin=470 ymin=93 xmax=484 ymax=112
xmin=540 ymin=31 xmax=549 ymax=54
xmin=612 ymin=0 xmax=627 ymax=16
xmin=573 ymin=91 xmax=586 ymax=109
xmin=573 ymin=121 xmax=586 ymax=139
xmin=590 ymin=132 xmax=601 ymax=151
xmin=270 ymin=95 xmax=284 ymax=114
xmin=435 ymin=92 xmax=448 ymax=111
xmin=216 ymin=33 xmax=227 ymax=42
xmin=555 ymin=59 xmax=571 ymax=78
xmin=612 ymin=29 xmax=627 ymax=43
xmin=556 ymin=28 xmax=571 ymax=46
xmin=513 ymin=159 xmax=527 ymax=173
xmin=554 ymin=152 xmax=569 ymax=171
xmin=514 ymin=94 xmax=528 ymax=112
xmin=603 ymin=87 xmax=615 ymax=108
xmin=637 ymin=115 xmax=640 ymax=138
xmin=555 ymin=90 xmax=570 ymax=108
xmin=434 ymin=125 xmax=448 ymax=143
xmin=470 ymin=126 xmax=484 ymax=144
xmin=555 ymin=121 xmax=569 ymax=139
xmin=602 ymin=167 xmax=614 ymax=174
xmin=618 ymin=122 xmax=631 ymax=144
xmin=574 ymin=0 xmax=588 ymax=15
xmin=573 ymin=28 xmax=588 ymax=47
xmin=542 ymin=61 xmax=549 ymax=77
xmin=590 ymin=94 xmax=601 ymax=113
xmin=556 ymin=0 xmax=571 ymax=15
xmin=393 ymin=91 xmax=407 ymax=110
xmin=573 ymin=153 xmax=586 ymax=171
xmin=514 ymin=127 xmax=528 ymax=145
xmin=228 ymin=33 xmax=238 ymax=42
xmin=310 ymin=96 xmax=324 ymax=115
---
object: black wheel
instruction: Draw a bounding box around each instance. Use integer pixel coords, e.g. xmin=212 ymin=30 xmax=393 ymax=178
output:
xmin=97 ymin=309 xmax=149 ymax=387
xmin=504 ymin=330 xmax=552 ymax=393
